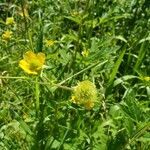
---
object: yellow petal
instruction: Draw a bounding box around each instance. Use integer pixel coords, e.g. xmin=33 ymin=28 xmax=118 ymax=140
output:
xmin=19 ymin=60 xmax=37 ymax=75
xmin=45 ymin=40 xmax=55 ymax=47
xmin=23 ymin=51 xmax=36 ymax=63
xmin=37 ymin=52 xmax=45 ymax=65
xmin=6 ymin=17 xmax=15 ymax=25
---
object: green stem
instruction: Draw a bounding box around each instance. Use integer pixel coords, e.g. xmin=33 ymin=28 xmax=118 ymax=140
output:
xmin=34 ymin=76 xmax=45 ymax=149
xmin=57 ymin=129 xmax=69 ymax=150
xmin=58 ymin=60 xmax=108 ymax=85
xmin=35 ymin=76 xmax=40 ymax=116
xmin=0 ymin=76 xmax=28 ymax=79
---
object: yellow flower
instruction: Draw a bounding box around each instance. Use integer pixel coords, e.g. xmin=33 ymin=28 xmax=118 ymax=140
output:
xmin=2 ymin=30 xmax=12 ymax=41
xmin=6 ymin=17 xmax=15 ymax=25
xmin=81 ymin=49 xmax=89 ymax=57
xmin=19 ymin=8 xmax=29 ymax=18
xmin=44 ymin=39 xmax=55 ymax=47
xmin=143 ymin=76 xmax=150 ymax=81
xmin=19 ymin=51 xmax=45 ymax=75
xmin=71 ymin=11 xmax=79 ymax=16
xmin=140 ymin=76 xmax=150 ymax=86
xmin=71 ymin=80 xmax=97 ymax=109
xmin=71 ymin=10 xmax=82 ymax=16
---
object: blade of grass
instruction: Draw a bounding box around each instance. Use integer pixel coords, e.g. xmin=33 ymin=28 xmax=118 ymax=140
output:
xmin=36 ymin=11 xmax=43 ymax=52
xmin=106 ymin=46 xmax=126 ymax=96
xmin=134 ymin=41 xmax=148 ymax=73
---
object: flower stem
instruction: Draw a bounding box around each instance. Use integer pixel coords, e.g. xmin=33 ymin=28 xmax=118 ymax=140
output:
xmin=34 ymin=76 xmax=45 ymax=149
xmin=35 ymin=76 xmax=40 ymax=116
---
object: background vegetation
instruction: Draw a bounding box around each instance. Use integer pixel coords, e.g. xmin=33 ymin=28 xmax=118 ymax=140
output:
xmin=0 ymin=0 xmax=150 ymax=149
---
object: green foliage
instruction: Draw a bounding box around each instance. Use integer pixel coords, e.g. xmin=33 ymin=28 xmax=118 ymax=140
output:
xmin=0 ymin=0 xmax=150 ymax=149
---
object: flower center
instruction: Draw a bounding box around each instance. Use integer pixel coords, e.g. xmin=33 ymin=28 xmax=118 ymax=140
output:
xmin=29 ymin=60 xmax=40 ymax=71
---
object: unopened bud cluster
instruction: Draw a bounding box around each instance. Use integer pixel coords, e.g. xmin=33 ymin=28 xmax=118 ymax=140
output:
xmin=71 ymin=80 xmax=97 ymax=109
